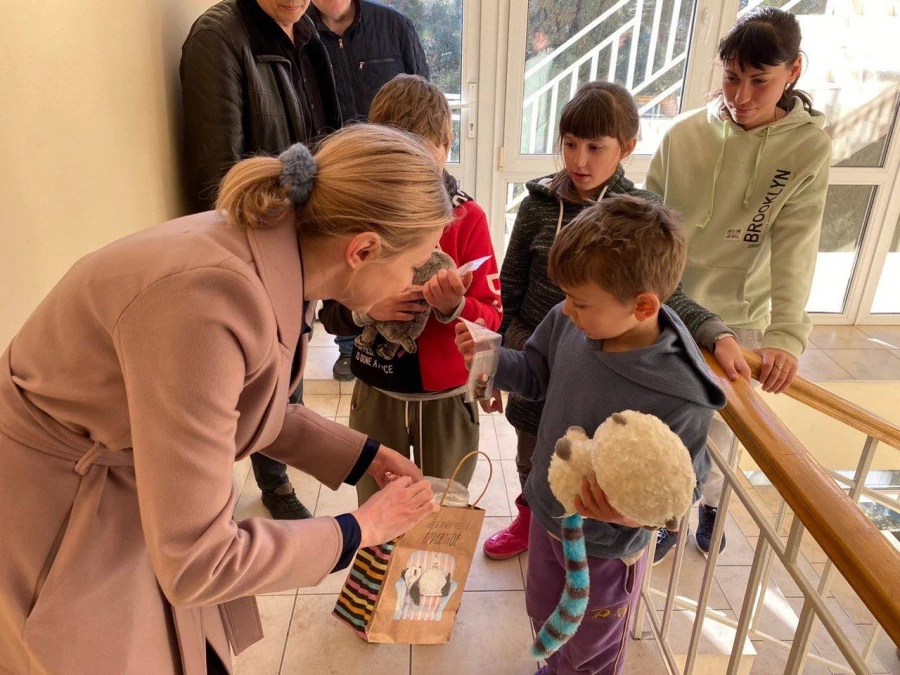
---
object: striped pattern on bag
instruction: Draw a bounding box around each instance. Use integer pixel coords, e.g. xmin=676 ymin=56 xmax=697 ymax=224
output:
xmin=333 ymin=541 xmax=396 ymax=636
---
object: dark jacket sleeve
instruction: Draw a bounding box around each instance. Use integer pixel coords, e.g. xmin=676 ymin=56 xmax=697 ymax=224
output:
xmin=400 ymin=16 xmax=429 ymax=78
xmin=665 ymin=282 xmax=734 ymax=351
xmin=180 ymin=28 xmax=246 ymax=213
xmin=498 ymin=197 xmax=541 ymax=350
xmin=636 ymin=182 xmax=733 ymax=351
xmin=318 ymin=300 xmax=361 ymax=337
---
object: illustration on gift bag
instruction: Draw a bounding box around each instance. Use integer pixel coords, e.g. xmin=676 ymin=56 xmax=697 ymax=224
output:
xmin=393 ymin=550 xmax=459 ymax=622
xmin=333 ymin=451 xmax=492 ymax=644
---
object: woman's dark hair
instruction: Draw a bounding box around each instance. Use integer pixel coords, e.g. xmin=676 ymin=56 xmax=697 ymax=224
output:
xmin=715 ymin=6 xmax=813 ymax=114
xmin=550 ymin=81 xmax=640 ymax=202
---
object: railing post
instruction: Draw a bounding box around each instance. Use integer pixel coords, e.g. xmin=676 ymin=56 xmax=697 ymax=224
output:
xmin=862 ymin=624 xmax=882 ymax=664
xmin=683 ymin=434 xmax=740 ymax=674
xmin=846 ymin=436 xmax=879 ymax=506
xmin=784 ymin=435 xmax=879 ymax=674
xmin=631 ymin=526 xmax=656 ymax=640
xmin=608 ymin=39 xmax=619 ymax=81
xmin=625 ymin=0 xmax=643 ymax=88
xmin=664 ymin=0 xmax=681 ymax=63
xmin=589 ymin=51 xmax=599 ymax=81
xmin=546 ymin=82 xmax=559 ymax=151
xmin=527 ymin=98 xmax=538 ymax=154
xmin=639 ymin=588 xmax=684 ymax=674
xmin=749 ymin=499 xmax=790 ymax=633
xmin=725 ymin=536 xmax=770 ymax=675
xmin=645 ymin=0 xmax=664 ymax=81
xmin=660 ymin=510 xmax=691 ymax=641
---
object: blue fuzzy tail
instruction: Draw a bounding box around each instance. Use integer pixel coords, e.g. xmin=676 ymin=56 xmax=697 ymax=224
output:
xmin=531 ymin=513 xmax=590 ymax=659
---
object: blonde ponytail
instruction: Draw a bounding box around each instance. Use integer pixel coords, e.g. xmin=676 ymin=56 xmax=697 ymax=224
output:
xmin=215 ymin=125 xmax=453 ymax=254
xmin=215 ymin=157 xmax=292 ymax=230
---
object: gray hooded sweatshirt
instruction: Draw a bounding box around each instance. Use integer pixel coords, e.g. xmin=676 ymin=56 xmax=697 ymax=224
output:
xmin=494 ymin=304 xmax=726 ymax=560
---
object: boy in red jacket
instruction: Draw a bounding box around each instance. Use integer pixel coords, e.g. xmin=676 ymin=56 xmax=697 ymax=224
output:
xmin=319 ymin=75 xmax=502 ymax=504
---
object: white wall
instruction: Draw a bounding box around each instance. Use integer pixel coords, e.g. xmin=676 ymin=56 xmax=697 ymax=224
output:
xmin=0 ymin=0 xmax=216 ymax=346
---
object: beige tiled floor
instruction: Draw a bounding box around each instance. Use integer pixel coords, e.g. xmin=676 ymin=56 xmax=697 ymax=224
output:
xmin=230 ymin=324 xmax=900 ymax=675
xmin=806 ymin=326 xmax=900 ymax=381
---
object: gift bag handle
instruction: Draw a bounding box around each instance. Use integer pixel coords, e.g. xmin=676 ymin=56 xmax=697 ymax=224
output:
xmin=440 ymin=450 xmax=493 ymax=509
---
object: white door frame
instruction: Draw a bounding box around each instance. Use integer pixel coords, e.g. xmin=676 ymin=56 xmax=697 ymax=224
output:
xmin=850 ymin=117 xmax=900 ymax=325
xmin=445 ymin=0 xmax=481 ymax=194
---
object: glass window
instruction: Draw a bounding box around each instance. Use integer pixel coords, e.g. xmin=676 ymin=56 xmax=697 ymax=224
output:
xmin=871 ymin=210 xmax=900 ymax=314
xmin=807 ymin=185 xmax=876 ymax=313
xmin=381 ymin=0 xmax=464 ymax=162
xmin=520 ymin=0 xmax=698 ymax=156
xmin=504 ymin=182 xmax=530 ymax=254
xmin=738 ymin=1 xmax=900 ymax=168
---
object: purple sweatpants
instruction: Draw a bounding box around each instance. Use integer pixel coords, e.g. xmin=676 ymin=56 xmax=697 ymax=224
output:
xmin=526 ymin=517 xmax=648 ymax=675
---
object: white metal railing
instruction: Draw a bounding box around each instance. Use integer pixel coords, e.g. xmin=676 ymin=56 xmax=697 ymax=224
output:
xmin=631 ymin=352 xmax=900 ymax=673
xmin=826 ymin=84 xmax=900 ymax=165
xmin=521 ymin=0 xmax=690 ymax=155
xmin=520 ymin=0 xmax=900 ymax=161
xmin=738 ymin=0 xmax=820 ymax=18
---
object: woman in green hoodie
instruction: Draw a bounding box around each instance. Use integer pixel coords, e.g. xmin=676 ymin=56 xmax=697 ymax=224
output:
xmin=647 ymin=6 xmax=832 ymax=559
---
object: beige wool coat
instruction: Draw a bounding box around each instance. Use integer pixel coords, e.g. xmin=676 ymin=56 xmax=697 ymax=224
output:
xmin=0 ymin=211 xmax=368 ymax=674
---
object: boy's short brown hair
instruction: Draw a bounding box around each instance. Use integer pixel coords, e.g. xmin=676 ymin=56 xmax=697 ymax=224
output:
xmin=369 ymin=74 xmax=453 ymax=149
xmin=548 ymin=195 xmax=686 ymax=304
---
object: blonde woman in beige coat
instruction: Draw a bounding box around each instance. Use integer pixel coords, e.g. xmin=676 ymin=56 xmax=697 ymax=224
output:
xmin=0 ymin=125 xmax=452 ymax=675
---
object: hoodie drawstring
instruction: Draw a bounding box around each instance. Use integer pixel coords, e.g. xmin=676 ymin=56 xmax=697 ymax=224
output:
xmin=555 ymin=184 xmax=609 ymax=236
xmin=402 ymin=400 xmax=425 ymax=465
xmin=596 ymin=184 xmax=609 ymax=207
xmin=699 ymin=124 xmax=729 ymax=230
xmin=743 ymin=126 xmax=771 ymax=208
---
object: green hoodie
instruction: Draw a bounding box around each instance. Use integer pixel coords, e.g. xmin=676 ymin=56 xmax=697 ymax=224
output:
xmin=647 ymin=97 xmax=832 ymax=357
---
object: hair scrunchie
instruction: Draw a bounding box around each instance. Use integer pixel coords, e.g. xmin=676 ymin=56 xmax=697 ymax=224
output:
xmin=279 ymin=143 xmax=318 ymax=206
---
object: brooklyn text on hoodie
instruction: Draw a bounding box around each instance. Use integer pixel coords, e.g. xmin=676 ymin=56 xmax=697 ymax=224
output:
xmin=742 ymin=168 xmax=793 ymax=246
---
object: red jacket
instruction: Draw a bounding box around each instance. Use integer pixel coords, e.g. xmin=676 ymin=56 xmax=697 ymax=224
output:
xmin=321 ymin=181 xmax=502 ymax=394
xmin=416 ymin=197 xmax=502 ymax=392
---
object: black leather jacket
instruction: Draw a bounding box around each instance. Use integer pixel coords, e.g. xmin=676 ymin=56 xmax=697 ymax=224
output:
xmin=307 ymin=0 xmax=429 ymax=122
xmin=180 ymin=0 xmax=342 ymax=212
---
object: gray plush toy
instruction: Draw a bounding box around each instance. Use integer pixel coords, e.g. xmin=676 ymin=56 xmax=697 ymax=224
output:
xmin=355 ymin=249 xmax=456 ymax=360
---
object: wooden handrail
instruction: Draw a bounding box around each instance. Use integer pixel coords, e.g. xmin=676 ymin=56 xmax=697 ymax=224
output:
xmin=741 ymin=349 xmax=900 ymax=450
xmin=703 ymin=351 xmax=900 ymax=647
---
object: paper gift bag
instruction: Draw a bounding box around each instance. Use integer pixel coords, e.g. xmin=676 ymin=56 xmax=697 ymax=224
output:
xmin=333 ymin=451 xmax=492 ymax=644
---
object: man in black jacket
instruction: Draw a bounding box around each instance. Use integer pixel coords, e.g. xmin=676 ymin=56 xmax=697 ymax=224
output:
xmin=180 ymin=0 xmax=342 ymax=521
xmin=308 ymin=0 xmax=429 ymax=122
xmin=181 ymin=0 xmax=342 ymax=212
xmin=308 ymin=0 xmax=429 ymax=379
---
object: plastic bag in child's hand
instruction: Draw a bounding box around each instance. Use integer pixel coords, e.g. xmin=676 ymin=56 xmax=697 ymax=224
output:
xmin=460 ymin=318 xmax=501 ymax=403
xmin=455 ymin=256 xmax=491 ymax=277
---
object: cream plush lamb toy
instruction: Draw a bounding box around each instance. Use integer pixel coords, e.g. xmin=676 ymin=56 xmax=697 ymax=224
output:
xmin=532 ymin=410 xmax=696 ymax=660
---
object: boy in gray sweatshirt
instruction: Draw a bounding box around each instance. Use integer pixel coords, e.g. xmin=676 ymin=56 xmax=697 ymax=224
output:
xmin=457 ymin=195 xmax=725 ymax=675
